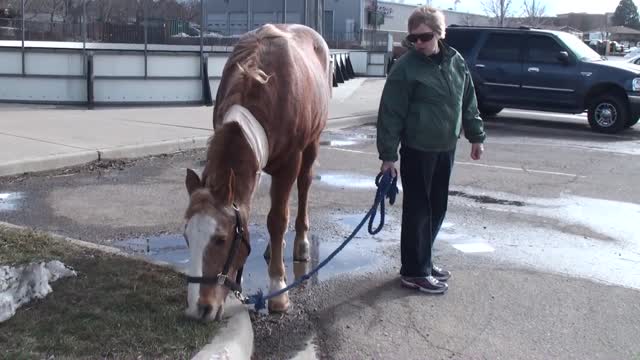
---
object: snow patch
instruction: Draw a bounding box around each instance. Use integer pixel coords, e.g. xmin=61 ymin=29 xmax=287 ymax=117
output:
xmin=0 ymin=260 xmax=76 ymax=322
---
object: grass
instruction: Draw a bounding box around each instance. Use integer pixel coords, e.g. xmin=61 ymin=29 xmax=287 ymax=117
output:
xmin=0 ymin=226 xmax=219 ymax=359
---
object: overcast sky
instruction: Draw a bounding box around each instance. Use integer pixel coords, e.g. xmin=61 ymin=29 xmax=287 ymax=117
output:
xmin=383 ymin=0 xmax=620 ymax=16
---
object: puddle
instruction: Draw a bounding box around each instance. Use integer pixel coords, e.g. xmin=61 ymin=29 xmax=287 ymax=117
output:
xmin=0 ymin=192 xmax=23 ymax=211
xmin=319 ymin=140 xmax=359 ymax=147
xmin=449 ymin=190 xmax=525 ymax=206
xmin=439 ymin=191 xmax=640 ymax=290
xmin=315 ymin=171 xmax=403 ymax=191
xmin=319 ymin=130 xmax=375 ymax=148
xmin=112 ymin=221 xmax=390 ymax=296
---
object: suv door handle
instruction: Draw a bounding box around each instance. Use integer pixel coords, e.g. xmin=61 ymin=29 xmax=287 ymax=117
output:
xmin=528 ymin=67 xmax=540 ymax=72
xmin=475 ymin=64 xmax=486 ymax=68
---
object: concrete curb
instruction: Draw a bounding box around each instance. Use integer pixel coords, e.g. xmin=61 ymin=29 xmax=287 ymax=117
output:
xmin=191 ymin=296 xmax=254 ymax=360
xmin=0 ymin=150 xmax=99 ymax=178
xmin=326 ymin=113 xmax=376 ymax=130
xmin=98 ymin=136 xmax=211 ymax=160
xmin=0 ymin=221 xmax=255 ymax=360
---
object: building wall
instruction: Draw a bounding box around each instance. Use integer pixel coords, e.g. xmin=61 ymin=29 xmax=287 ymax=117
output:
xmin=360 ymin=1 xmax=491 ymax=44
xmin=206 ymin=0 xmax=308 ymax=35
xmin=324 ymin=0 xmax=362 ymax=40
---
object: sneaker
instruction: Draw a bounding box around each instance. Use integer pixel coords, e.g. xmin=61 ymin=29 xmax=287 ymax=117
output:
xmin=432 ymin=265 xmax=451 ymax=282
xmin=401 ymin=276 xmax=448 ymax=294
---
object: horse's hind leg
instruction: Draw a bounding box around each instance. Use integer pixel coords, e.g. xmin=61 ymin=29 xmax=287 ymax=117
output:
xmin=293 ymin=141 xmax=319 ymax=262
xmin=266 ymin=154 xmax=302 ymax=313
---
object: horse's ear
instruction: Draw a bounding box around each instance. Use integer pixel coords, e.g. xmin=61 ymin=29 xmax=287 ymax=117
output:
xmin=227 ymin=169 xmax=236 ymax=205
xmin=186 ymin=168 xmax=202 ymax=195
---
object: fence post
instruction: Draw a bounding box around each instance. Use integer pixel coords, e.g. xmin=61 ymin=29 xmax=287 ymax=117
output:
xmin=87 ymin=52 xmax=94 ymax=109
xmin=144 ymin=0 xmax=148 ymax=79
xmin=82 ymin=0 xmax=87 ymax=76
xmin=282 ymin=0 xmax=287 ymax=23
xmin=200 ymin=0 xmax=206 ymax=103
xmin=21 ymin=0 xmax=25 ymax=76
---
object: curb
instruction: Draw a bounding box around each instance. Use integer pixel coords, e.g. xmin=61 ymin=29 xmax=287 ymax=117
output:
xmin=191 ymin=295 xmax=254 ymax=360
xmin=98 ymin=136 xmax=211 ymax=161
xmin=0 ymin=114 xmax=376 ymax=179
xmin=326 ymin=113 xmax=376 ymax=130
xmin=0 ymin=221 xmax=255 ymax=360
xmin=0 ymin=150 xmax=98 ymax=178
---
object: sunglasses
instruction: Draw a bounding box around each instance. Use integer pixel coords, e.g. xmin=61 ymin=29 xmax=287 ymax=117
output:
xmin=406 ymin=32 xmax=435 ymax=43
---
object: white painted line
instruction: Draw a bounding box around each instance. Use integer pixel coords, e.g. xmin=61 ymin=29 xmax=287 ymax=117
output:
xmin=455 ymin=161 xmax=584 ymax=178
xmin=326 ymin=147 xmax=376 ymax=155
xmin=326 ymin=147 xmax=584 ymax=178
xmin=452 ymin=243 xmax=495 ymax=253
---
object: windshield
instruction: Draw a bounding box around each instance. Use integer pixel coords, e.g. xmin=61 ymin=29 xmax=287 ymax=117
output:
xmin=556 ymin=32 xmax=602 ymax=61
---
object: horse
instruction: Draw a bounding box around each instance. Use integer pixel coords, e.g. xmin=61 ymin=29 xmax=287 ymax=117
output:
xmin=182 ymin=23 xmax=332 ymax=321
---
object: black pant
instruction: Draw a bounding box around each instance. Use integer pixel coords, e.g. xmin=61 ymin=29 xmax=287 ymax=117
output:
xmin=399 ymin=145 xmax=456 ymax=278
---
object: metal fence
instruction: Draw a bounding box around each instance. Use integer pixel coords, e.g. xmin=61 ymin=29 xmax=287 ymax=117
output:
xmin=0 ymin=0 xmax=392 ymax=50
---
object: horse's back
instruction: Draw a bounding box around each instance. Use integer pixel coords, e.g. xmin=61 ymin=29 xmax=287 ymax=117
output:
xmin=213 ymin=24 xmax=331 ymax=163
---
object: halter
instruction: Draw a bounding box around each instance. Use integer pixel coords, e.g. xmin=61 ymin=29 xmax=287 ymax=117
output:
xmin=185 ymin=203 xmax=246 ymax=294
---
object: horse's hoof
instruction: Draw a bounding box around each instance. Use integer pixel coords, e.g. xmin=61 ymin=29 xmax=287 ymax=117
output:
xmin=268 ymin=295 xmax=290 ymax=313
xmin=293 ymin=238 xmax=310 ymax=262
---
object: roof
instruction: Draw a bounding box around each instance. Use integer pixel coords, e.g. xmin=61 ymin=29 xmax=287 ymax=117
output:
xmin=587 ymin=25 xmax=640 ymax=35
xmin=543 ymin=25 xmax=583 ymax=33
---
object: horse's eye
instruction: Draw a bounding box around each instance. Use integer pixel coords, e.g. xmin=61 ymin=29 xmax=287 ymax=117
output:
xmin=212 ymin=236 xmax=225 ymax=246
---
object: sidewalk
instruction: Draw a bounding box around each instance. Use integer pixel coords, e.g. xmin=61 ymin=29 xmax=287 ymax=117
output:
xmin=0 ymin=78 xmax=384 ymax=177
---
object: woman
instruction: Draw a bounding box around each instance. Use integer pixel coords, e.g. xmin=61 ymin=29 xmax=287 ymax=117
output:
xmin=376 ymin=6 xmax=486 ymax=294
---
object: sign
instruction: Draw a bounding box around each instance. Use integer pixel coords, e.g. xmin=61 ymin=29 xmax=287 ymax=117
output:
xmin=366 ymin=4 xmax=394 ymax=17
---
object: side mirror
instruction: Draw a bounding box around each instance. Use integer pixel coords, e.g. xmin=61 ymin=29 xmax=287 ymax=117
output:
xmin=558 ymin=51 xmax=570 ymax=64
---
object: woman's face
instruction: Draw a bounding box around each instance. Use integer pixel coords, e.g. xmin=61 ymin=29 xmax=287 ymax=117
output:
xmin=408 ymin=24 xmax=439 ymax=56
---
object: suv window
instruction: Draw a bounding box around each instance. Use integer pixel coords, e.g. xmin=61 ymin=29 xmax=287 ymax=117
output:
xmin=527 ymin=35 xmax=565 ymax=63
xmin=478 ymin=33 xmax=522 ymax=62
xmin=444 ymin=30 xmax=481 ymax=57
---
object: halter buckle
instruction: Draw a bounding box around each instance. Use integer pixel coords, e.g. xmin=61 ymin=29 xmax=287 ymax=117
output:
xmin=216 ymin=273 xmax=228 ymax=286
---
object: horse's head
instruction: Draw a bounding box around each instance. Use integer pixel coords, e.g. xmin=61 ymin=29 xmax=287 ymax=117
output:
xmin=182 ymin=168 xmax=250 ymax=321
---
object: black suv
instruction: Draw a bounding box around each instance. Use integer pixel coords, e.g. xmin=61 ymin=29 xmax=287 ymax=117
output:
xmin=443 ymin=25 xmax=640 ymax=133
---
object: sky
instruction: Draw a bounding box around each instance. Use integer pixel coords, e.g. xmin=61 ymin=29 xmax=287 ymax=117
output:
xmin=383 ymin=0 xmax=621 ymax=16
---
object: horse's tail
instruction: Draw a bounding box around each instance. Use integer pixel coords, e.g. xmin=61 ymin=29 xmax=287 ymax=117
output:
xmin=235 ymin=24 xmax=291 ymax=85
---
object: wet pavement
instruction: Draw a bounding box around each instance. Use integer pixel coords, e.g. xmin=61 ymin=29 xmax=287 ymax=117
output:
xmin=111 ymin=213 xmax=397 ymax=296
xmin=0 ymin=192 xmax=23 ymax=212
xmin=2 ymin=118 xmax=640 ymax=359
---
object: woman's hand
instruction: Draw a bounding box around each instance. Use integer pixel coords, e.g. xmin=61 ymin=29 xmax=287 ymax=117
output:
xmin=380 ymin=161 xmax=397 ymax=177
xmin=471 ymin=143 xmax=484 ymax=160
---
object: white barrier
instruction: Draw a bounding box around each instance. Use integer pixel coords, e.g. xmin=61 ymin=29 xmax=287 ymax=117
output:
xmin=0 ymin=41 xmax=384 ymax=106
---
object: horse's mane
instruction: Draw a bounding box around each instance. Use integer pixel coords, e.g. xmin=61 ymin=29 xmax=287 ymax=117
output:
xmin=212 ymin=24 xmax=293 ymax=130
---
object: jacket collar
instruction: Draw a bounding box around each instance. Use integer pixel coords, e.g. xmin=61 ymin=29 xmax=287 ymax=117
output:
xmin=408 ymin=39 xmax=455 ymax=63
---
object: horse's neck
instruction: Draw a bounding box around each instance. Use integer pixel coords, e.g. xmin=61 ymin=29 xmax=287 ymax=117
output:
xmin=206 ymin=127 xmax=260 ymax=207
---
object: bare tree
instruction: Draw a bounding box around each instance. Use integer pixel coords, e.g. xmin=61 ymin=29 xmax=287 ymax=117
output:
xmin=482 ymin=0 xmax=513 ymax=27
xmin=461 ymin=13 xmax=476 ymax=26
xmin=522 ymin=0 xmax=546 ymax=27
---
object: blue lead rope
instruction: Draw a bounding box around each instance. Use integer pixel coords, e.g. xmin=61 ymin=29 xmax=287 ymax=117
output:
xmin=243 ymin=170 xmax=399 ymax=311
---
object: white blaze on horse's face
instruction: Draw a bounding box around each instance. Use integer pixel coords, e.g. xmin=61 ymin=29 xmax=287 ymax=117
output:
xmin=184 ymin=213 xmax=218 ymax=319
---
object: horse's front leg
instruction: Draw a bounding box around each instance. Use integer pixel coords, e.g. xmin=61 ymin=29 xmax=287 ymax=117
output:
xmin=293 ymin=141 xmax=319 ymax=262
xmin=266 ymin=157 xmax=301 ymax=313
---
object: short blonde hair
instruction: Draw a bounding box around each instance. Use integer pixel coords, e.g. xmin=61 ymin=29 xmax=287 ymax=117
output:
xmin=408 ymin=6 xmax=446 ymax=38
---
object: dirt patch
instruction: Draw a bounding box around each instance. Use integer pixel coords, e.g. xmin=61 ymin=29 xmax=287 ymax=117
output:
xmin=0 ymin=226 xmax=217 ymax=359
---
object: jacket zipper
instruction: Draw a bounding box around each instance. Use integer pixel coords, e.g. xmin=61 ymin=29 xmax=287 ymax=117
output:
xmin=440 ymin=64 xmax=452 ymax=97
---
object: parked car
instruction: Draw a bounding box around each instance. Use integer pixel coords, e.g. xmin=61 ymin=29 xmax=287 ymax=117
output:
xmin=626 ymin=53 xmax=640 ymax=65
xmin=442 ymin=25 xmax=640 ymax=133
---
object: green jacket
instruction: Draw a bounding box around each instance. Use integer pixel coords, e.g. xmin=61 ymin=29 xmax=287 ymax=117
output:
xmin=377 ymin=42 xmax=486 ymax=162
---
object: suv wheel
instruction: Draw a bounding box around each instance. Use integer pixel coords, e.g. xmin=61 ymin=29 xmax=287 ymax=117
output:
xmin=479 ymin=105 xmax=503 ymax=117
xmin=626 ymin=116 xmax=639 ymax=128
xmin=588 ymin=95 xmax=629 ymax=133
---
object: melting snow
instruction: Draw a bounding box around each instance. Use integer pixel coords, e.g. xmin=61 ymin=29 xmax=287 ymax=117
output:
xmin=0 ymin=260 xmax=76 ymax=322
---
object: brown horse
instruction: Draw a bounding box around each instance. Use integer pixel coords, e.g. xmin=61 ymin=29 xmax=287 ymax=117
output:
xmin=183 ymin=24 xmax=332 ymax=321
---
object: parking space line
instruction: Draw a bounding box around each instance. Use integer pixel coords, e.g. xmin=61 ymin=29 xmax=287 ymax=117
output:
xmin=326 ymin=147 xmax=584 ymax=178
xmin=455 ymin=161 xmax=584 ymax=178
